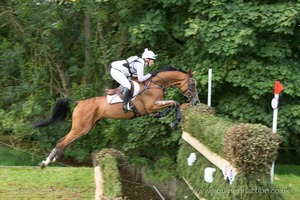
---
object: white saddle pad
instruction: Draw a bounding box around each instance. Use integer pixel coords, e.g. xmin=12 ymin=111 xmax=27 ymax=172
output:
xmin=107 ymin=81 xmax=140 ymax=104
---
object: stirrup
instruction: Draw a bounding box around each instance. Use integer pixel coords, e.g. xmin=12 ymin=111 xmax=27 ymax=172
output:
xmin=123 ymin=103 xmax=134 ymax=113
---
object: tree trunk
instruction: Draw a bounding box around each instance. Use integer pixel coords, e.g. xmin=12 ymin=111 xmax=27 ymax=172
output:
xmin=83 ymin=9 xmax=93 ymax=84
xmin=54 ymin=61 xmax=72 ymax=97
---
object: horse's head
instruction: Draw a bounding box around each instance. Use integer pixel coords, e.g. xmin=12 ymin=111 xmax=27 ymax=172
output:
xmin=179 ymin=70 xmax=200 ymax=106
xmin=152 ymin=67 xmax=200 ymax=105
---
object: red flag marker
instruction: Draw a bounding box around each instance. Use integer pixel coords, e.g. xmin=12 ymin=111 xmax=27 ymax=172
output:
xmin=274 ymin=81 xmax=284 ymax=94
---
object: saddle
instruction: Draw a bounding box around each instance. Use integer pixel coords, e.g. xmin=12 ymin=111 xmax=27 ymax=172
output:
xmin=105 ymin=81 xmax=135 ymax=100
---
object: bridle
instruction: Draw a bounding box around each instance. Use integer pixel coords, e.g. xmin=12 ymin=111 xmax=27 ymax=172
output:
xmin=178 ymin=77 xmax=197 ymax=101
xmin=146 ymin=74 xmax=197 ymax=101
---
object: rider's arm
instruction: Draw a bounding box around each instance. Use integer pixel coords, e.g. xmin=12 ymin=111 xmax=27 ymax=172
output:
xmin=133 ymin=61 xmax=151 ymax=82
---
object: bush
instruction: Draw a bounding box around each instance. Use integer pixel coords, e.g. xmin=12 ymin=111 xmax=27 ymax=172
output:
xmin=224 ymin=123 xmax=282 ymax=176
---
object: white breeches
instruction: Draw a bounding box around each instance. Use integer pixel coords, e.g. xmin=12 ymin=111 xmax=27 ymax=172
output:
xmin=110 ymin=61 xmax=131 ymax=90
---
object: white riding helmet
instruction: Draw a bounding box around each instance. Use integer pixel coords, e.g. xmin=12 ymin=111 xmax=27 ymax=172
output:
xmin=142 ymin=48 xmax=157 ymax=60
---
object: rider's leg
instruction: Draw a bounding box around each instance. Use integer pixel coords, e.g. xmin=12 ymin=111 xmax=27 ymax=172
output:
xmin=110 ymin=67 xmax=134 ymax=112
xmin=122 ymin=87 xmax=134 ymax=112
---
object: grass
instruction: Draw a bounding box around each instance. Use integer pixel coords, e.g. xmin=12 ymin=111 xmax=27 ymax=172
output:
xmin=0 ymin=167 xmax=95 ymax=200
xmin=0 ymin=145 xmax=95 ymax=199
xmin=274 ymin=164 xmax=300 ymax=200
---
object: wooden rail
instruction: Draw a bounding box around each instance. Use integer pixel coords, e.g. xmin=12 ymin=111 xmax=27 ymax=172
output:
xmin=182 ymin=131 xmax=238 ymax=173
xmin=92 ymin=154 xmax=103 ymax=200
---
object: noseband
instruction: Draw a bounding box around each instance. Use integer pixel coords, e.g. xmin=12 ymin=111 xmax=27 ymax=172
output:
xmin=178 ymin=77 xmax=197 ymax=101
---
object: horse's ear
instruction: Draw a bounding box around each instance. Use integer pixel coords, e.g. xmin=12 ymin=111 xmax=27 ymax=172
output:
xmin=188 ymin=69 xmax=196 ymax=76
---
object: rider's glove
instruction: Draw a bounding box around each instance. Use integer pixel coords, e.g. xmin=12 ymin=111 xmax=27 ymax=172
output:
xmin=150 ymin=71 xmax=158 ymax=77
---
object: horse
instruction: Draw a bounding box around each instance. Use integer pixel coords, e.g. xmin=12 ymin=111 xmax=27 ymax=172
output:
xmin=33 ymin=67 xmax=200 ymax=168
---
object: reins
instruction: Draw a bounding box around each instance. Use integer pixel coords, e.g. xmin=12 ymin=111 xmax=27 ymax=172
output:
xmin=130 ymin=68 xmax=197 ymax=100
xmin=151 ymin=75 xmax=173 ymax=91
xmin=144 ymin=74 xmax=193 ymax=97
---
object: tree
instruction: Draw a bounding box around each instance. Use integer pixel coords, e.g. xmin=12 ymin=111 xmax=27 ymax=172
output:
xmin=0 ymin=0 xmax=299 ymax=164
xmin=181 ymin=0 xmax=300 ymax=147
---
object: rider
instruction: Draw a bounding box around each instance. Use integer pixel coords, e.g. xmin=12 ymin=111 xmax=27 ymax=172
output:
xmin=110 ymin=48 xmax=157 ymax=112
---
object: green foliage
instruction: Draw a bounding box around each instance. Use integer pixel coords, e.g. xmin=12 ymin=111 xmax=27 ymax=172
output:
xmin=1 ymin=0 xmax=299 ymax=165
xmin=224 ymin=124 xmax=282 ymax=176
xmin=130 ymin=11 xmax=166 ymax=46
xmin=0 ymin=146 xmax=41 ymax=166
xmin=179 ymin=0 xmax=300 ymax=148
xmin=0 ymin=95 xmax=44 ymax=137
xmin=145 ymin=155 xmax=177 ymax=182
xmin=123 ymin=116 xmax=181 ymax=153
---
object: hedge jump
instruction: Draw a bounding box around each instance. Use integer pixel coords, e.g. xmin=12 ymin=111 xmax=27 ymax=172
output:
xmin=177 ymin=103 xmax=283 ymax=200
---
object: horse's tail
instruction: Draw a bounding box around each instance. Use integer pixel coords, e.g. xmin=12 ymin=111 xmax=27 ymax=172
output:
xmin=33 ymin=98 xmax=77 ymax=128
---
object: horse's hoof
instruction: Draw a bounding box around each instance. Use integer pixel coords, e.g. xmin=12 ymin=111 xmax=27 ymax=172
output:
xmin=170 ymin=122 xmax=177 ymax=129
xmin=40 ymin=161 xmax=46 ymax=169
xmin=153 ymin=112 xmax=160 ymax=118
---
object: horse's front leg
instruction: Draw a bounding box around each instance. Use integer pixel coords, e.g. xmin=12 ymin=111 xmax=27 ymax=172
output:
xmin=152 ymin=100 xmax=181 ymax=128
xmin=153 ymin=107 xmax=174 ymax=118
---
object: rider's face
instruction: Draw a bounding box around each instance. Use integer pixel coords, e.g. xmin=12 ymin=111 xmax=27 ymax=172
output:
xmin=147 ymin=59 xmax=155 ymax=66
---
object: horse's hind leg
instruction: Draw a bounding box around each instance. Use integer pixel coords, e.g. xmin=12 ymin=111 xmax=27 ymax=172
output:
xmin=40 ymin=146 xmax=63 ymax=168
xmin=40 ymin=128 xmax=96 ymax=169
xmin=40 ymin=104 xmax=99 ymax=168
xmin=40 ymin=135 xmax=70 ymax=168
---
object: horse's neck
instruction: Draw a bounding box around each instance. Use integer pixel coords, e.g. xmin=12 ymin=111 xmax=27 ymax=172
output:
xmin=158 ymin=72 xmax=185 ymax=86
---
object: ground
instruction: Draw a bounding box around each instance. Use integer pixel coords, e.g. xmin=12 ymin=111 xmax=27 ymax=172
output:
xmin=120 ymin=168 xmax=165 ymax=200
xmin=64 ymin=157 xmax=165 ymax=200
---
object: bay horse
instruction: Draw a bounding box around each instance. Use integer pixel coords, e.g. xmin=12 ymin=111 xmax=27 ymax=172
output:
xmin=33 ymin=67 xmax=200 ymax=168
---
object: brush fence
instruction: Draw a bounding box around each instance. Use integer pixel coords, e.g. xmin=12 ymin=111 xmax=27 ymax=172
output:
xmin=177 ymin=104 xmax=283 ymax=200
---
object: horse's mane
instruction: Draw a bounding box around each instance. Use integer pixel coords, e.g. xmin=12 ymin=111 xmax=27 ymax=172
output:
xmin=158 ymin=66 xmax=187 ymax=74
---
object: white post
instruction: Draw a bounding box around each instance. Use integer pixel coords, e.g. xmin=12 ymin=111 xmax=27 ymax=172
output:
xmin=272 ymin=93 xmax=280 ymax=134
xmin=270 ymin=94 xmax=279 ymax=184
xmin=270 ymin=81 xmax=283 ymax=184
xmin=207 ymin=69 xmax=212 ymax=107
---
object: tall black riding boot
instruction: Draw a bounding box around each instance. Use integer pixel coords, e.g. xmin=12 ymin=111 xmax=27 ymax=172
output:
xmin=122 ymin=88 xmax=134 ymax=112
